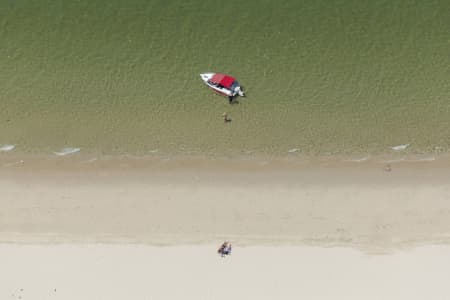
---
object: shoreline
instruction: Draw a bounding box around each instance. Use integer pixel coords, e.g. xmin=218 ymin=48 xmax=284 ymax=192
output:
xmin=1 ymin=150 xmax=449 ymax=170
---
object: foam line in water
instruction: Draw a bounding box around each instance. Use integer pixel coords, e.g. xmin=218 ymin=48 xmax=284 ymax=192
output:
xmin=345 ymin=156 xmax=370 ymax=163
xmin=391 ymin=144 xmax=410 ymax=151
xmin=53 ymin=147 xmax=81 ymax=156
xmin=3 ymin=160 xmax=24 ymax=167
xmin=382 ymin=157 xmax=406 ymax=163
xmin=81 ymin=158 xmax=98 ymax=163
xmin=288 ymin=148 xmax=300 ymax=153
xmin=406 ymin=156 xmax=436 ymax=162
xmin=0 ymin=144 xmax=15 ymax=152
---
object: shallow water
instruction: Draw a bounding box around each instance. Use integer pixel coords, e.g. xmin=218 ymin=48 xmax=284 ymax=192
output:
xmin=1 ymin=0 xmax=449 ymax=157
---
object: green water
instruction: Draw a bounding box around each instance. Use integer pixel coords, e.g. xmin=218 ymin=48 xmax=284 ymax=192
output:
xmin=1 ymin=0 xmax=449 ymax=156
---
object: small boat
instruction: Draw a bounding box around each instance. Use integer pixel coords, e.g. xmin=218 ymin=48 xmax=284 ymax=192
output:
xmin=200 ymin=73 xmax=245 ymax=98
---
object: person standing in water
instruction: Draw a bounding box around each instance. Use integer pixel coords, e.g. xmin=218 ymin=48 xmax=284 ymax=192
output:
xmin=222 ymin=112 xmax=231 ymax=123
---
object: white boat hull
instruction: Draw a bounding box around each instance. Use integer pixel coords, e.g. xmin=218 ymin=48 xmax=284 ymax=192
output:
xmin=200 ymin=73 xmax=244 ymax=97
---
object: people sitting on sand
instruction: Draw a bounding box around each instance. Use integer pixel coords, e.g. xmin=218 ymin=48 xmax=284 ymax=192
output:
xmin=217 ymin=241 xmax=232 ymax=257
xmin=217 ymin=242 xmax=226 ymax=256
xmin=223 ymin=242 xmax=232 ymax=255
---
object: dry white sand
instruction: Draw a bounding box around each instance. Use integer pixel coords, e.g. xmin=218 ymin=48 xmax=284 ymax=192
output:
xmin=1 ymin=244 xmax=450 ymax=300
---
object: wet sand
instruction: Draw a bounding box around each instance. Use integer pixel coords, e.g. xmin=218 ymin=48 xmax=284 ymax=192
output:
xmin=1 ymin=156 xmax=450 ymax=251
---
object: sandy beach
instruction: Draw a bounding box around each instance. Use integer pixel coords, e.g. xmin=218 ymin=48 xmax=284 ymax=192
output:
xmin=2 ymin=155 xmax=450 ymax=298
xmin=2 ymin=156 xmax=450 ymax=250
xmin=2 ymin=244 xmax=450 ymax=300
xmin=2 ymin=0 xmax=449 ymax=297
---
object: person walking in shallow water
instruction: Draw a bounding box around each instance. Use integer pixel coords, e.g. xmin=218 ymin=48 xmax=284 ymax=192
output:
xmin=222 ymin=112 xmax=231 ymax=123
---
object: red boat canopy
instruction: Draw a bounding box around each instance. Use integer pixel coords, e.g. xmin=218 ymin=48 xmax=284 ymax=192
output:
xmin=210 ymin=73 xmax=235 ymax=89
